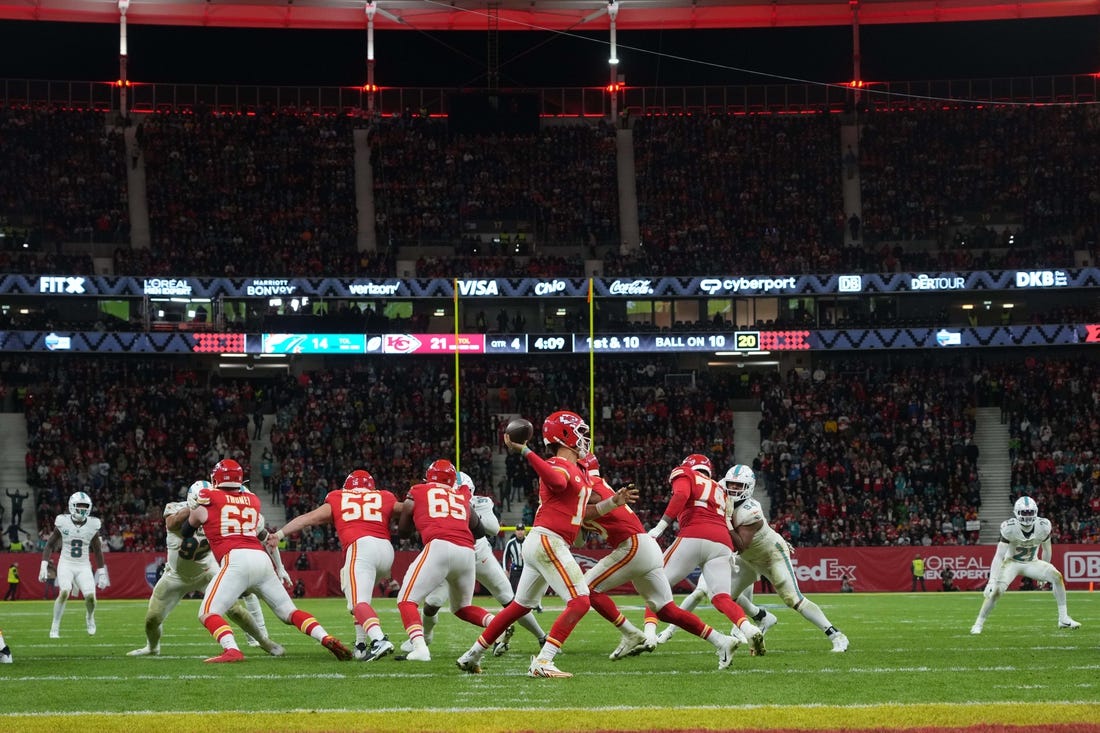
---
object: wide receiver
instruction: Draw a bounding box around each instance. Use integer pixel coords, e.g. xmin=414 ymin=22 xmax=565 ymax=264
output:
xmin=40 ymin=491 xmax=110 ymax=638
xmin=184 ymin=458 xmax=351 ymax=662
xmin=970 ymin=495 xmax=1080 ymax=635
xmin=128 ymin=480 xmax=284 ymax=657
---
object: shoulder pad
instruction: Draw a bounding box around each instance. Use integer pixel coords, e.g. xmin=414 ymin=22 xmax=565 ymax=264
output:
xmin=196 ymin=487 xmax=214 ymax=506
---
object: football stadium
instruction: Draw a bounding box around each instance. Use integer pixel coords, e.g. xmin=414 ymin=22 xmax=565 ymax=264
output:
xmin=0 ymin=2 xmax=1098 ymax=731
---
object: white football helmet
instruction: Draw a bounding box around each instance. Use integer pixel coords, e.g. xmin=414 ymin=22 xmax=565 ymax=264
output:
xmin=187 ymin=480 xmax=212 ymax=509
xmin=68 ymin=491 xmax=92 ymax=522
xmin=1013 ymin=496 xmax=1038 ymax=528
xmin=457 ymin=471 xmax=475 ymax=491
xmin=719 ymin=464 xmax=756 ymax=503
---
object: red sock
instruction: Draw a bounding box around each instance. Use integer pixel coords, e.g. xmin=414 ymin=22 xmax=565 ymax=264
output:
xmin=656 ymin=602 xmax=710 ymax=638
xmin=643 ymin=607 xmax=659 ymax=626
xmin=289 ymin=609 xmax=320 ymax=636
xmin=476 ymin=600 xmax=529 ymax=647
xmin=710 ymin=593 xmax=748 ymax=627
xmin=546 ymin=595 xmax=591 ymax=646
xmin=589 ymin=591 xmax=626 ymax=626
xmin=454 ymin=606 xmax=494 ymax=628
xmin=202 ymin=614 xmax=234 ymax=642
xmin=397 ymin=601 xmax=423 ymax=638
xmin=353 ymin=602 xmax=380 ymax=632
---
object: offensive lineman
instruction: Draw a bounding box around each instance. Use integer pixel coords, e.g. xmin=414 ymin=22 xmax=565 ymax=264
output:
xmin=128 ymin=480 xmax=284 ymax=657
xmin=970 ymin=495 xmax=1080 ymax=634
xmin=184 ymin=458 xmax=351 ymax=662
xmin=658 ymin=464 xmax=848 ymax=652
xmin=40 ymin=491 xmax=109 ymax=638
xmin=403 ymin=471 xmax=547 ymax=657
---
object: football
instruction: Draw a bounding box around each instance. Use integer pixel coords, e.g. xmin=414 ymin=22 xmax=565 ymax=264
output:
xmin=505 ymin=417 xmax=534 ymax=444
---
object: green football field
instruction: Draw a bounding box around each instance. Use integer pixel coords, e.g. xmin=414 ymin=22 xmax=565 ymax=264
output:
xmin=0 ymin=591 xmax=1097 ymax=732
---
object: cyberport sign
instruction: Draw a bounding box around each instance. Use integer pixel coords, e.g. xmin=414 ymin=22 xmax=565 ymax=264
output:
xmin=1063 ymin=552 xmax=1100 ymax=583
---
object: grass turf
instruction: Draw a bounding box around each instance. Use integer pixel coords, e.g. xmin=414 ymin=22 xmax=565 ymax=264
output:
xmin=0 ymin=590 xmax=1096 ymax=731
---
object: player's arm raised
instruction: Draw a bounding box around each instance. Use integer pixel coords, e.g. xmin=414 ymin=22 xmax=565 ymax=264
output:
xmin=505 ymin=433 xmax=570 ymax=492
xmin=269 ymin=504 xmax=334 ymax=548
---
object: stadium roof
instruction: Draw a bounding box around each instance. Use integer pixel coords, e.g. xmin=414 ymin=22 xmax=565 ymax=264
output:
xmin=0 ymin=0 xmax=1095 ymax=31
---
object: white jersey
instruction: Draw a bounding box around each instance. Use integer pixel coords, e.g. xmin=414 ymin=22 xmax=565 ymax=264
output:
xmin=469 ymin=495 xmax=499 ymax=558
xmin=998 ymin=517 xmax=1053 ymax=563
xmin=162 ymin=501 xmax=219 ymax=579
xmin=54 ymin=514 xmax=102 ymax=567
xmin=730 ymin=498 xmax=784 ymax=565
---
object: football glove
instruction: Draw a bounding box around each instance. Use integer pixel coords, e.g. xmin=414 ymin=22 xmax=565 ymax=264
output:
xmin=647 ymin=519 xmax=669 ymax=539
xmin=39 ymin=560 xmax=49 ymax=583
xmin=728 ymin=554 xmax=740 ymax=573
xmin=95 ymin=567 xmax=110 ymax=589
xmin=277 ymin=567 xmax=293 ymax=588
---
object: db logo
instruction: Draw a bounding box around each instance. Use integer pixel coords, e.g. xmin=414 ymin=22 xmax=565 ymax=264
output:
xmin=384 ymin=334 xmax=422 ymax=354
xmin=1063 ymin=552 xmax=1100 ymax=582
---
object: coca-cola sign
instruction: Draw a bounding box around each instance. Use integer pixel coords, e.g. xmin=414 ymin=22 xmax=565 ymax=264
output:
xmin=608 ymin=279 xmax=655 ymax=296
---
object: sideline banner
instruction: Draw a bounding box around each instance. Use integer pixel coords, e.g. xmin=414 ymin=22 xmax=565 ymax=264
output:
xmin=3 ymin=545 xmax=1098 ymax=599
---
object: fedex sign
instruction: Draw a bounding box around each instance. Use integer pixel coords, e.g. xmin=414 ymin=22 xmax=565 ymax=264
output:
xmin=791 ymin=557 xmax=856 ymax=583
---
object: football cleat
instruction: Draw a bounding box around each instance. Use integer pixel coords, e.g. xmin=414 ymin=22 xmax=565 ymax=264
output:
xmin=49 ymin=627 xmax=60 ymax=639
xmin=829 ymin=631 xmax=850 ymax=652
xmin=456 ymin=648 xmax=484 ymax=674
xmin=260 ymin=639 xmax=285 ymax=657
xmin=364 ymin=636 xmax=395 ymax=662
xmin=717 ymin=634 xmax=739 ymax=670
xmin=655 ymin=625 xmax=677 ymax=645
xmin=1059 ymin=618 xmax=1081 ymax=629
xmin=759 ymin=611 xmax=779 ymax=634
xmin=127 ymin=645 xmax=160 ymax=657
xmin=86 ymin=615 xmax=97 ymax=636
xmin=246 ymin=636 xmax=262 ymax=647
xmin=748 ymin=629 xmax=766 ymax=657
xmin=205 ymin=648 xmax=245 ymax=663
xmin=609 ymin=629 xmax=649 ymax=660
xmin=405 ymin=646 xmax=431 ymax=662
xmin=399 ymin=639 xmax=414 ymax=654
xmin=353 ymin=642 xmax=369 ymax=661
xmin=0 ymin=646 xmax=12 ymax=664
xmin=322 ymin=635 xmax=352 ymax=661
xmin=528 ymin=656 xmax=572 ymax=678
xmin=969 ymin=622 xmax=983 ymax=635
xmin=492 ymin=625 xmax=515 ymax=657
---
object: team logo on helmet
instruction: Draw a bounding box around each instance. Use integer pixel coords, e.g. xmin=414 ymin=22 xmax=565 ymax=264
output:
xmin=425 ymin=459 xmax=457 ymax=486
xmin=542 ymin=410 xmax=591 ymax=457
xmin=1013 ymin=495 xmax=1038 ymax=528
xmin=681 ymin=454 xmax=713 ymax=477
xmin=344 ymin=469 xmax=376 ymax=491
xmin=211 ymin=458 xmax=245 ymax=489
xmin=719 ymin=464 xmax=756 ymax=502
xmin=68 ymin=491 xmax=92 ymax=522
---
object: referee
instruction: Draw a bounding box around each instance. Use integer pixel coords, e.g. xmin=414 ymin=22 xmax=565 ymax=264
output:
xmin=501 ymin=524 xmax=527 ymax=592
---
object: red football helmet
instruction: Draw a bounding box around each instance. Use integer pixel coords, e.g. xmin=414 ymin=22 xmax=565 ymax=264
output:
xmin=681 ymin=454 xmax=713 ymax=477
xmin=344 ymin=469 xmax=376 ymax=491
xmin=542 ymin=410 xmax=591 ymax=457
xmin=425 ymin=459 xmax=457 ymax=486
xmin=578 ymin=452 xmax=600 ymax=476
xmin=211 ymin=458 xmax=245 ymax=489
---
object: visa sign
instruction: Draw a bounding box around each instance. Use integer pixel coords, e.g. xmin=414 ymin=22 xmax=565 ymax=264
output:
xmin=456 ymin=280 xmax=500 ymax=296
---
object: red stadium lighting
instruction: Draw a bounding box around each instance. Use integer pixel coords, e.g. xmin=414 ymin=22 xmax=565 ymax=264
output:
xmin=362 ymin=84 xmax=380 ymax=92
xmin=605 ymin=82 xmax=625 ymax=94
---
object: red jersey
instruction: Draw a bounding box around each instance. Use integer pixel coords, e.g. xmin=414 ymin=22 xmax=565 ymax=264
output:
xmin=584 ymin=474 xmax=643 ymax=547
xmin=324 ymin=487 xmax=398 ymax=548
xmin=196 ymin=487 xmax=264 ymax=562
xmin=662 ymin=465 xmax=732 ymax=547
xmin=527 ymin=452 xmax=593 ymax=544
xmin=407 ymin=480 xmax=474 ymax=549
